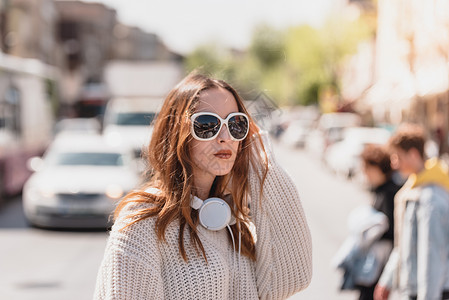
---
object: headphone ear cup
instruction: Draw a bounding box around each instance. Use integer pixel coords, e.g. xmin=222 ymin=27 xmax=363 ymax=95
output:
xmin=198 ymin=197 xmax=232 ymax=231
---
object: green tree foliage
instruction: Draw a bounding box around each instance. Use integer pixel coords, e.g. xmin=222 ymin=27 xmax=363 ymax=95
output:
xmin=184 ymin=43 xmax=232 ymax=78
xmin=184 ymin=14 xmax=373 ymax=108
xmin=249 ymin=24 xmax=286 ymax=69
xmin=284 ymin=16 xmax=372 ymax=106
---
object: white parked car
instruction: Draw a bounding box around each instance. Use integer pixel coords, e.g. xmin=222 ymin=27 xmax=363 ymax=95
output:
xmin=281 ymin=119 xmax=315 ymax=148
xmin=306 ymin=112 xmax=362 ymax=158
xmin=23 ymin=134 xmax=140 ymax=228
xmin=54 ymin=118 xmax=101 ymax=136
xmin=324 ymin=127 xmax=391 ymax=179
xmin=103 ymin=97 xmax=163 ymax=159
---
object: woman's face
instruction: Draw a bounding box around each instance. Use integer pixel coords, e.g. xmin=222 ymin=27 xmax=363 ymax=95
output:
xmin=190 ymin=87 xmax=241 ymax=180
xmin=362 ymin=163 xmax=386 ymax=187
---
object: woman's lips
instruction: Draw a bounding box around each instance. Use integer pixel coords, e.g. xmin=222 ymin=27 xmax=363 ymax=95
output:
xmin=214 ymin=150 xmax=232 ymax=159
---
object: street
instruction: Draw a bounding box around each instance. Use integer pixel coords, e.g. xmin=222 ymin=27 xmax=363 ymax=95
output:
xmin=0 ymin=141 xmax=371 ymax=300
xmin=276 ymin=142 xmax=363 ymax=300
xmin=0 ymin=200 xmax=107 ymax=300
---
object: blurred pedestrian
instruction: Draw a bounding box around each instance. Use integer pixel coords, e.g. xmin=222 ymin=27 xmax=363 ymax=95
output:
xmin=93 ymin=73 xmax=312 ymax=299
xmin=333 ymin=145 xmax=400 ymax=299
xmin=356 ymin=144 xmax=402 ymax=300
xmin=374 ymin=123 xmax=449 ymax=300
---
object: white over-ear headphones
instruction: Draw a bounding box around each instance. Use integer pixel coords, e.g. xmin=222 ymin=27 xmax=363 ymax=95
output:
xmin=144 ymin=188 xmax=235 ymax=231
xmin=145 ymin=187 xmax=241 ymax=298
xmin=190 ymin=195 xmax=235 ymax=231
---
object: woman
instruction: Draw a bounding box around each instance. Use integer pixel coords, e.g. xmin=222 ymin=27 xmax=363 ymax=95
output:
xmin=361 ymin=145 xmax=401 ymax=245
xmin=357 ymin=144 xmax=401 ymax=300
xmin=94 ymin=73 xmax=312 ymax=299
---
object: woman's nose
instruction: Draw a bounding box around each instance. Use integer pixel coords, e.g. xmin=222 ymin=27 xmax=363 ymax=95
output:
xmin=217 ymin=124 xmax=231 ymax=142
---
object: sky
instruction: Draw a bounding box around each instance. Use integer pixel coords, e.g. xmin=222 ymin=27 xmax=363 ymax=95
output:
xmin=81 ymin=0 xmax=337 ymax=54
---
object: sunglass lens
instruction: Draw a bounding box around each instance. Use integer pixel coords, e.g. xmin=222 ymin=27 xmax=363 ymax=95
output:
xmin=228 ymin=115 xmax=249 ymax=140
xmin=193 ymin=115 xmax=221 ymax=139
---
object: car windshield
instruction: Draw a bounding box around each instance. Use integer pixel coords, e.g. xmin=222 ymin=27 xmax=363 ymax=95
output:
xmin=49 ymin=152 xmax=124 ymax=166
xmin=115 ymin=112 xmax=155 ymax=126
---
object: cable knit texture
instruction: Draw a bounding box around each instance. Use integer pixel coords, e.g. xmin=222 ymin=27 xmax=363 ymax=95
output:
xmin=94 ymin=144 xmax=312 ymax=299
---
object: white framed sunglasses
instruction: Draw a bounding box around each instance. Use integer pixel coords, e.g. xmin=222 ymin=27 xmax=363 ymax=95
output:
xmin=190 ymin=112 xmax=250 ymax=141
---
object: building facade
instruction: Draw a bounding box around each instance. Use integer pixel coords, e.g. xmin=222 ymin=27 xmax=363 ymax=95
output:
xmin=357 ymin=0 xmax=449 ymax=152
xmin=112 ymin=23 xmax=182 ymax=62
xmin=0 ymin=0 xmax=63 ymax=66
xmin=54 ymin=0 xmax=182 ymax=117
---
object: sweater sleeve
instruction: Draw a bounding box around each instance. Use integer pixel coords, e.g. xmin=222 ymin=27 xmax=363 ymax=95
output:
xmin=93 ymin=206 xmax=165 ymax=300
xmin=249 ymin=134 xmax=313 ymax=300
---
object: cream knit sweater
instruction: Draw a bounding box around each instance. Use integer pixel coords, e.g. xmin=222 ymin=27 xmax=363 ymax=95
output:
xmin=94 ymin=154 xmax=312 ymax=299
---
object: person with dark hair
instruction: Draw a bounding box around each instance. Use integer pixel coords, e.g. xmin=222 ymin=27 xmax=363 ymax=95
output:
xmin=93 ymin=72 xmax=312 ymax=299
xmin=374 ymin=123 xmax=449 ymax=300
xmin=354 ymin=144 xmax=402 ymax=300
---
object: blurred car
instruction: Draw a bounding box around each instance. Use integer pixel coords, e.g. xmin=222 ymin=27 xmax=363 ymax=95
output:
xmin=324 ymin=127 xmax=391 ymax=179
xmin=54 ymin=118 xmax=101 ymax=136
xmin=103 ymin=97 xmax=163 ymax=159
xmin=23 ymin=133 xmax=140 ymax=228
xmin=281 ymin=119 xmax=315 ymax=148
xmin=306 ymin=112 xmax=362 ymax=158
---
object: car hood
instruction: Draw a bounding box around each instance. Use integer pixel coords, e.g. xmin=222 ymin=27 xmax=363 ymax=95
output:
xmin=26 ymin=167 xmax=140 ymax=193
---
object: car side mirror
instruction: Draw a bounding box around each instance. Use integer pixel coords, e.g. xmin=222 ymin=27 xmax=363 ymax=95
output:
xmin=27 ymin=157 xmax=44 ymax=172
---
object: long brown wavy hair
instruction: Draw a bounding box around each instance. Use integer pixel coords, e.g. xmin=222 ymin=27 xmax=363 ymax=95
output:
xmin=114 ymin=72 xmax=268 ymax=262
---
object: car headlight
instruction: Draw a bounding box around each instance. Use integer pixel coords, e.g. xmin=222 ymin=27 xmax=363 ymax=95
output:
xmin=40 ymin=188 xmax=56 ymax=199
xmin=25 ymin=186 xmax=55 ymax=202
xmin=105 ymin=184 xmax=124 ymax=199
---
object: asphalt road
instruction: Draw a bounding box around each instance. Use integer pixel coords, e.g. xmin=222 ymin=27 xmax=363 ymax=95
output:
xmin=0 ymin=141 xmax=378 ymax=300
